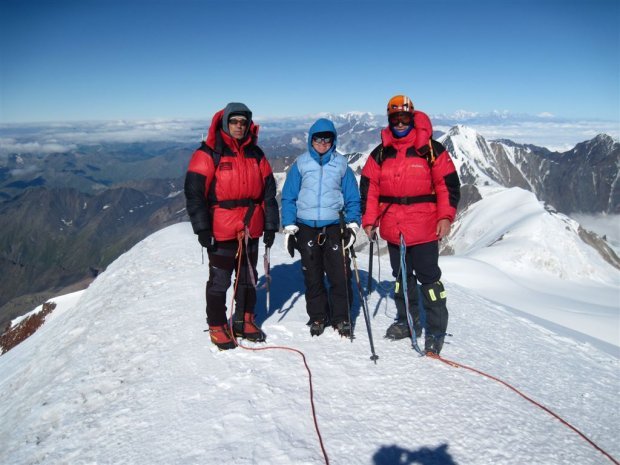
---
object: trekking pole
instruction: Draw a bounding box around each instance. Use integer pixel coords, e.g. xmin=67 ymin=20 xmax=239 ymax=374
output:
xmin=264 ymin=246 xmax=271 ymax=314
xmin=339 ymin=212 xmax=354 ymax=342
xmin=367 ymin=228 xmax=379 ymax=295
xmin=350 ymin=246 xmax=379 ymax=363
xmin=367 ymin=236 xmax=374 ymax=294
xmin=400 ymin=234 xmax=424 ymax=356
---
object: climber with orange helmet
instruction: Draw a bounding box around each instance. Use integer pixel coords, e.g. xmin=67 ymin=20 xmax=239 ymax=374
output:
xmin=360 ymin=95 xmax=461 ymax=355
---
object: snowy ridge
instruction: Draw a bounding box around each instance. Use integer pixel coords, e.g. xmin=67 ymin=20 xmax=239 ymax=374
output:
xmin=439 ymin=125 xmax=502 ymax=187
xmin=0 ymin=220 xmax=618 ymax=465
xmin=449 ymin=187 xmax=616 ymax=282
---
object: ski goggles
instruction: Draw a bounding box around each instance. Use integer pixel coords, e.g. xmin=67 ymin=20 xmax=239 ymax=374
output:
xmin=229 ymin=117 xmax=248 ymax=126
xmin=388 ymin=112 xmax=413 ymax=126
xmin=312 ymin=135 xmax=333 ymax=144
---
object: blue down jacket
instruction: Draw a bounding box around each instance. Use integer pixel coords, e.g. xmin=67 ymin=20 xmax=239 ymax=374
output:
xmin=281 ymin=118 xmax=361 ymax=228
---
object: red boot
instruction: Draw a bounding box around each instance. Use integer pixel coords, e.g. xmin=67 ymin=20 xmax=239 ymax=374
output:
xmin=209 ymin=325 xmax=236 ymax=350
xmin=233 ymin=313 xmax=266 ymax=342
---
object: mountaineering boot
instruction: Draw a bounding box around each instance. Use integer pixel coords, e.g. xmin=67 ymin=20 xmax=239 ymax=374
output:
xmin=385 ymin=321 xmax=409 ymax=340
xmin=334 ymin=321 xmax=352 ymax=338
xmin=385 ymin=320 xmax=420 ymax=340
xmin=425 ymin=334 xmax=443 ymax=356
xmin=420 ymin=281 xmax=448 ymax=355
xmin=310 ymin=320 xmax=325 ymax=336
xmin=209 ymin=325 xmax=236 ymax=351
xmin=232 ymin=307 xmax=244 ymax=336
xmin=393 ymin=277 xmax=423 ymax=339
xmin=233 ymin=313 xmax=266 ymax=342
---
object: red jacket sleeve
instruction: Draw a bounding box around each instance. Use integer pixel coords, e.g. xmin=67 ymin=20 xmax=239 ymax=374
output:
xmin=187 ymin=148 xmax=215 ymax=179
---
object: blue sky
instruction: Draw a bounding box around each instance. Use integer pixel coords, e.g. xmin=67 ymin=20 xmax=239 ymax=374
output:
xmin=1 ymin=0 xmax=618 ymax=123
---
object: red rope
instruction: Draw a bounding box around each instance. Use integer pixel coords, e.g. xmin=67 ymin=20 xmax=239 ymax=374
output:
xmin=428 ymin=353 xmax=619 ymax=465
xmin=226 ymin=233 xmax=330 ymax=465
xmin=237 ymin=343 xmax=330 ymax=465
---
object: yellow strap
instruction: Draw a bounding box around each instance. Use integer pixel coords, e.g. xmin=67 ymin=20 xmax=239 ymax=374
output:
xmin=428 ymin=141 xmax=436 ymax=165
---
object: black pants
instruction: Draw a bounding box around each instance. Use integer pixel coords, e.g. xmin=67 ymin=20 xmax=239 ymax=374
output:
xmin=387 ymin=240 xmax=448 ymax=340
xmin=297 ymin=224 xmax=353 ymax=324
xmin=387 ymin=240 xmax=441 ymax=286
xmin=205 ymin=238 xmax=258 ymax=326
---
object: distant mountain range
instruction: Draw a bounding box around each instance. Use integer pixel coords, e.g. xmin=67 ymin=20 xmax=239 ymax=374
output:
xmin=0 ymin=114 xmax=618 ymax=329
xmin=442 ymin=127 xmax=619 ymax=214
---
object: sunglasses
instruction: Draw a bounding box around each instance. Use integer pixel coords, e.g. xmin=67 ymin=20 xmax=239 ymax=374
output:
xmin=388 ymin=113 xmax=413 ymax=126
xmin=229 ymin=118 xmax=248 ymax=126
xmin=312 ymin=136 xmax=333 ymax=144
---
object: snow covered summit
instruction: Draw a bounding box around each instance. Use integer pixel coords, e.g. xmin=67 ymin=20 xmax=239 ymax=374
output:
xmin=0 ymin=219 xmax=618 ymax=464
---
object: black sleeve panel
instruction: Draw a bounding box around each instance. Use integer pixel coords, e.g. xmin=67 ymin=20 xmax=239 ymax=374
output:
xmin=184 ymin=171 xmax=212 ymax=234
xmin=444 ymin=171 xmax=461 ymax=209
xmin=263 ymin=172 xmax=280 ymax=231
xmin=360 ymin=175 xmax=370 ymax=216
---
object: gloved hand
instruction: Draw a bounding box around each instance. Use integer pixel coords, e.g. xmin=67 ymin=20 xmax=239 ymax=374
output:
xmin=364 ymin=225 xmax=377 ymax=240
xmin=283 ymin=225 xmax=299 ymax=258
xmin=342 ymin=222 xmax=359 ymax=250
xmin=198 ymin=230 xmax=217 ymax=252
xmin=263 ymin=230 xmax=275 ymax=248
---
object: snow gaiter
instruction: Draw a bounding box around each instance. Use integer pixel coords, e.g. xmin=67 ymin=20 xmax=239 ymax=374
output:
xmin=420 ymin=281 xmax=448 ymax=354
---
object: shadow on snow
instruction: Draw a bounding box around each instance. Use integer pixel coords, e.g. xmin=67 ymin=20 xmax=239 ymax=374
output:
xmin=373 ymin=444 xmax=458 ymax=465
xmin=254 ymin=261 xmax=396 ymax=329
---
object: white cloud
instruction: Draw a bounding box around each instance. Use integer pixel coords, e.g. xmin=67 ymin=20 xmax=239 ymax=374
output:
xmin=10 ymin=164 xmax=39 ymax=176
xmin=436 ymin=118 xmax=619 ymax=151
xmin=1 ymin=112 xmax=618 ymax=154
xmin=0 ymin=137 xmax=77 ymax=155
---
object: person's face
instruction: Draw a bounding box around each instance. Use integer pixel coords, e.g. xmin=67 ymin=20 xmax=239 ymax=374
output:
xmin=228 ymin=117 xmax=248 ymax=140
xmin=388 ymin=111 xmax=413 ymax=130
xmin=312 ymin=135 xmax=333 ymax=155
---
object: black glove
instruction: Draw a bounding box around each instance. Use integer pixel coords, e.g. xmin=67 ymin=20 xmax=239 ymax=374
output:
xmin=263 ymin=230 xmax=275 ymax=248
xmin=342 ymin=224 xmax=358 ymax=249
xmin=286 ymin=233 xmax=298 ymax=258
xmin=198 ymin=230 xmax=217 ymax=252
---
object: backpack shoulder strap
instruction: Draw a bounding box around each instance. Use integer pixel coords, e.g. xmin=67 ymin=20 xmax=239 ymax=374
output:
xmin=370 ymin=143 xmax=385 ymax=165
xmin=198 ymin=142 xmax=221 ymax=169
xmin=416 ymin=140 xmax=443 ymax=168
xmin=250 ymin=144 xmax=265 ymax=161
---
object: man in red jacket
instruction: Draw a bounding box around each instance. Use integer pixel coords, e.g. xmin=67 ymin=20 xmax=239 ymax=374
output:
xmin=184 ymin=102 xmax=279 ymax=350
xmin=360 ymin=95 xmax=460 ymax=355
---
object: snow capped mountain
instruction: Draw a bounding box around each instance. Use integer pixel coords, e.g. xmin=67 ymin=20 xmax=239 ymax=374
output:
xmin=258 ymin=112 xmax=383 ymax=158
xmin=435 ymin=125 xmax=620 ymax=215
xmin=330 ymin=113 xmax=382 ymax=156
xmin=439 ymin=125 xmax=503 ymax=187
xmin=434 ymin=109 xmax=523 ymax=123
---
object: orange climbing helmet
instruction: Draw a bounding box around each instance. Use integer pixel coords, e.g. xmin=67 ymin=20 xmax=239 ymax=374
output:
xmin=387 ymin=95 xmax=414 ymax=115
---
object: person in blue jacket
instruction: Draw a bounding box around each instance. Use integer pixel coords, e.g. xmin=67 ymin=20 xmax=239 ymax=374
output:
xmin=281 ymin=118 xmax=361 ymax=337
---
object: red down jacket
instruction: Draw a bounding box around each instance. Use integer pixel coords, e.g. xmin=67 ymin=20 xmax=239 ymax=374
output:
xmin=360 ymin=111 xmax=460 ymax=246
xmin=184 ymin=109 xmax=279 ymax=241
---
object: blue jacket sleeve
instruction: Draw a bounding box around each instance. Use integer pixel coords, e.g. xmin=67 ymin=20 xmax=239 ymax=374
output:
xmin=281 ymin=162 xmax=302 ymax=227
xmin=342 ymin=167 xmax=361 ymax=224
